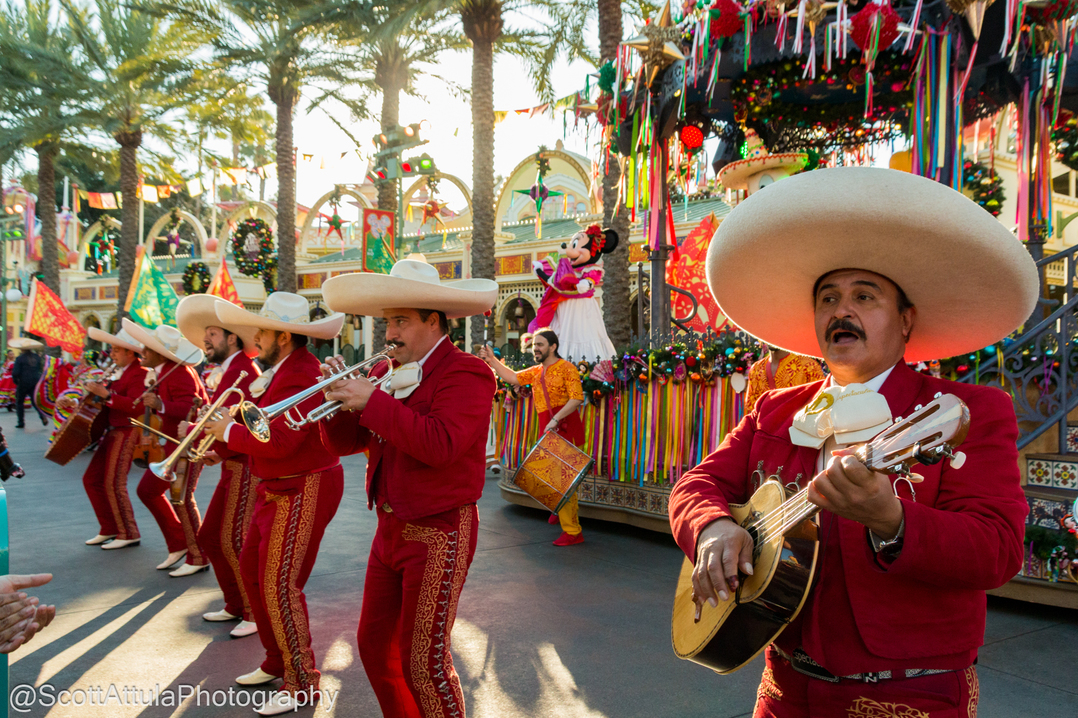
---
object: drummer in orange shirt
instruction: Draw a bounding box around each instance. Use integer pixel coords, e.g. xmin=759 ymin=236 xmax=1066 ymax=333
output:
xmin=480 ymin=328 xmax=587 ymax=546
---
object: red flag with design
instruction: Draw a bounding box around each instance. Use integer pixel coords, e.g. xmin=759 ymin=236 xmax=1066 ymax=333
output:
xmin=208 ymin=255 xmax=242 ymax=305
xmin=666 ymin=213 xmax=728 ymax=332
xmin=23 ymin=280 xmax=87 ymax=353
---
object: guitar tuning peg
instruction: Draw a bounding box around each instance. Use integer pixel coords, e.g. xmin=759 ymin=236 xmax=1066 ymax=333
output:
xmin=950 ymin=451 xmax=966 ymax=470
xmin=934 ymin=392 xmax=942 ymax=399
xmin=915 ymin=404 xmax=922 ymax=411
xmin=907 ymin=472 xmax=925 ymax=483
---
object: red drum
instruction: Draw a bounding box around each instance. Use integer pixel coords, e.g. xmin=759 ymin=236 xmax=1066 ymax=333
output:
xmin=513 ymin=430 xmax=594 ymax=515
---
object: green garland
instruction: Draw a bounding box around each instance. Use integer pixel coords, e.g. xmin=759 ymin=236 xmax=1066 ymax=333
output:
xmin=731 ymin=51 xmax=913 ymax=146
xmin=182 ymin=261 xmax=212 ymax=295
xmin=231 ymin=218 xmax=278 ymax=291
xmin=1052 ymin=117 xmax=1078 ymax=172
xmin=962 ymin=160 xmax=1005 ymax=217
xmin=1026 ymin=525 xmax=1078 ymax=561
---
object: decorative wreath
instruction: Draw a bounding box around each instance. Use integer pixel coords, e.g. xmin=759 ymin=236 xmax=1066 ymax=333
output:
xmin=182 ymin=261 xmax=212 ymax=295
xmin=231 ymin=218 xmax=278 ymax=291
xmin=962 ymin=161 xmax=1005 ymax=217
xmin=1053 ymin=117 xmax=1078 ymax=172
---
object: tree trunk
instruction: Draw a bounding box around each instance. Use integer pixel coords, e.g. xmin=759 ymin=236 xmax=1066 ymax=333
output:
xmin=273 ymin=89 xmax=298 ymax=294
xmin=469 ymin=35 xmax=497 ymax=349
xmin=35 ymin=142 xmax=60 ymax=297
xmin=115 ymin=132 xmax=142 ymax=319
xmin=597 ymin=0 xmax=632 ymax=348
xmin=376 ymin=85 xmax=400 ymax=214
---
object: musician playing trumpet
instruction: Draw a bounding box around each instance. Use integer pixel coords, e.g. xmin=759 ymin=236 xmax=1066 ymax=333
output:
xmin=176 ymin=294 xmax=261 ymax=639
xmin=669 ymin=168 xmax=1036 ymax=717
xmin=201 ymin=292 xmax=344 ymax=717
xmin=122 ymin=320 xmax=209 ymax=577
xmin=80 ymin=327 xmax=148 ymax=549
xmin=316 ymin=259 xmax=498 ymax=718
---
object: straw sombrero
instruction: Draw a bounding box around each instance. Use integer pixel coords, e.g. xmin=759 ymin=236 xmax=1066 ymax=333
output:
xmin=8 ymin=338 xmax=44 ymax=350
xmin=122 ymin=319 xmax=205 ymax=366
xmin=706 ymin=166 xmax=1039 ymax=363
xmin=718 ymin=129 xmax=808 ymax=192
xmin=214 ymin=291 xmax=344 ymax=340
xmin=176 ymin=295 xmax=259 ymax=357
xmin=322 ymin=259 xmax=498 ymax=319
xmin=87 ymin=327 xmax=143 ymax=354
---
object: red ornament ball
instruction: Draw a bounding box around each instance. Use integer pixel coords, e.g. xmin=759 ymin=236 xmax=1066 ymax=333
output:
xmin=849 ymin=2 xmax=901 ymax=54
xmin=680 ymin=125 xmax=704 ymax=149
xmin=709 ymin=0 xmax=744 ymax=39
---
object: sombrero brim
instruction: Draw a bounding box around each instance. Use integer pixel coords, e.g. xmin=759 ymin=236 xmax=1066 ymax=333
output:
xmin=88 ymin=327 xmax=142 ymax=354
xmin=706 ymin=167 xmax=1039 ymax=363
xmin=176 ymin=295 xmax=259 ymax=357
xmin=122 ymin=319 xmax=205 ymax=366
xmin=718 ymin=153 xmax=808 ymax=191
xmin=214 ymin=302 xmax=345 ymax=340
xmin=8 ymin=338 xmax=44 ymax=350
xmin=321 ymin=274 xmax=498 ymax=319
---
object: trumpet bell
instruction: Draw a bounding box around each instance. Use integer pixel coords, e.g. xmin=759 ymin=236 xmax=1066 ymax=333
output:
xmin=150 ymin=459 xmax=171 ymax=481
xmin=239 ymin=401 xmax=272 ymax=443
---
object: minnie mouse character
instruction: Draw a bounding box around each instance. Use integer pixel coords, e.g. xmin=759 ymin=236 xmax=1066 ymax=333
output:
xmin=529 ymin=225 xmax=619 ymax=361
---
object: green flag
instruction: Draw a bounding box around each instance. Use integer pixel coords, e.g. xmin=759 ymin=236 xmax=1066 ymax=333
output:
xmin=125 ymin=249 xmax=178 ymax=328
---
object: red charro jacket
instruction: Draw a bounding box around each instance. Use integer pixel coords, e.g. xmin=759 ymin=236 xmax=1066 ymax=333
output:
xmin=319 ymin=339 xmax=496 ymax=521
xmin=104 ymin=359 xmax=149 ymax=428
xmin=669 ymin=360 xmax=1028 ymax=673
xmin=148 ymin=360 xmax=208 ymax=437
xmin=208 ymin=352 xmax=259 ymax=462
xmin=224 ymin=347 xmax=339 ymax=480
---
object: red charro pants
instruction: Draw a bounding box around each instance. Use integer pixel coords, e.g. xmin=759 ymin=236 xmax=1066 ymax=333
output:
xmin=358 ymin=504 xmax=479 ymax=718
xmin=82 ymin=426 xmax=140 ymax=540
xmin=198 ymin=458 xmax=258 ymax=620
xmin=753 ymin=647 xmax=980 ymax=717
xmin=136 ymin=462 xmax=207 ymax=565
xmin=240 ymin=466 xmax=343 ymax=695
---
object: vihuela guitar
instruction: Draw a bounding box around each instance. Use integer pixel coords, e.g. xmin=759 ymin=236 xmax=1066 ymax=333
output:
xmin=671 ymin=393 xmax=970 ymax=674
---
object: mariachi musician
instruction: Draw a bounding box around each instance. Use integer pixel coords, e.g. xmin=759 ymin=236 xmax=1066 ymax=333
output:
xmin=202 ymin=292 xmax=344 ymax=717
xmin=669 ymin=168 xmax=1036 ymax=716
xmin=122 ymin=319 xmax=209 ymax=577
xmin=81 ymin=326 xmax=148 ymax=549
xmin=176 ymin=294 xmax=261 ymax=639
xmin=317 ymin=259 xmax=497 ymax=718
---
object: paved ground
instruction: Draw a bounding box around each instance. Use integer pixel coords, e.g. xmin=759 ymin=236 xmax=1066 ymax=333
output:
xmin=0 ymin=410 xmax=1075 ymax=717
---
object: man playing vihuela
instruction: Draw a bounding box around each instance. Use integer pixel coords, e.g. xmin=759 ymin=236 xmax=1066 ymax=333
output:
xmin=81 ymin=327 xmax=148 ymax=549
xmin=316 ymin=259 xmax=498 ymax=718
xmin=176 ymin=294 xmax=261 ymax=639
xmin=203 ymin=293 xmax=345 ymax=716
xmin=480 ymin=328 xmax=587 ymax=546
xmin=744 ymin=345 xmax=825 ymax=411
xmin=670 ymin=167 xmax=1037 ymax=717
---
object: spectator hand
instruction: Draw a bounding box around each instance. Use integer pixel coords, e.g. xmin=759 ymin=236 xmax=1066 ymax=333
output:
xmin=0 ymin=574 xmax=55 ymax=653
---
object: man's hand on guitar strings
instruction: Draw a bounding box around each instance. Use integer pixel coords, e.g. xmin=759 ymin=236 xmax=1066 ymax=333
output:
xmin=691 ymin=518 xmax=755 ymax=622
xmin=809 ymin=448 xmax=905 ymax=541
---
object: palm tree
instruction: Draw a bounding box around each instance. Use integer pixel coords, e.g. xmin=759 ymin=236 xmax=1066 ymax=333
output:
xmin=62 ymin=0 xmax=203 ymax=317
xmin=0 ymin=0 xmax=94 ymax=298
xmin=144 ymin=0 xmax=372 ymax=293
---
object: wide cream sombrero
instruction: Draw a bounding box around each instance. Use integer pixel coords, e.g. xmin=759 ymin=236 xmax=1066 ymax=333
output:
xmin=8 ymin=338 xmax=44 ymax=350
xmin=322 ymin=259 xmax=498 ymax=319
xmin=176 ymin=295 xmax=259 ymax=357
xmin=718 ymin=129 xmax=808 ymax=191
xmin=215 ymin=291 xmax=344 ymax=341
xmin=706 ymin=166 xmax=1039 ymax=363
xmin=88 ymin=327 xmax=143 ymax=354
xmin=122 ymin=319 xmax=205 ymax=366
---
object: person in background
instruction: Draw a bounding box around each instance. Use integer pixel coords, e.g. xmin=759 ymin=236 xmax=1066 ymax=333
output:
xmin=0 ymin=350 xmax=16 ymax=410
xmin=11 ymin=346 xmax=46 ymax=428
xmin=744 ymin=344 xmax=825 ymax=411
xmin=480 ymin=328 xmax=587 ymax=546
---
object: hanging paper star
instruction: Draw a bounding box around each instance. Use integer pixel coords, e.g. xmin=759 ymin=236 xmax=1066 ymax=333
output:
xmin=623 ymin=0 xmax=686 ymax=87
xmin=514 ymin=171 xmax=563 ymax=238
xmin=421 ymin=200 xmax=446 ymax=230
xmin=326 ymin=209 xmax=345 ymax=241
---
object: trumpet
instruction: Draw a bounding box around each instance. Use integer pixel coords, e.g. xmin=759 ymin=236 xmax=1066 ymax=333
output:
xmin=238 ymin=348 xmax=394 ymax=443
xmin=149 ymin=372 xmax=249 ymax=481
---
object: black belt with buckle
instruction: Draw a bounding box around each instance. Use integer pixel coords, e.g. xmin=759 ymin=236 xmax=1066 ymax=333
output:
xmin=772 ymin=646 xmax=955 ymax=684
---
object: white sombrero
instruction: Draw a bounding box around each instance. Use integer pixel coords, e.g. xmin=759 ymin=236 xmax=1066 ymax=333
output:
xmin=321 ymin=259 xmax=498 ymax=319
xmin=88 ymin=327 xmax=143 ymax=354
xmin=8 ymin=338 xmax=44 ymax=350
xmin=122 ymin=318 xmax=205 ymax=366
xmin=707 ymin=166 xmax=1039 ymax=363
xmin=718 ymin=129 xmax=808 ymax=192
xmin=215 ymin=291 xmax=344 ymax=341
xmin=176 ymin=295 xmax=259 ymax=357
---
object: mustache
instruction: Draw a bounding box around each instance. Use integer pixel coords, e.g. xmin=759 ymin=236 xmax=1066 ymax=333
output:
xmin=827 ymin=318 xmax=866 ymax=342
